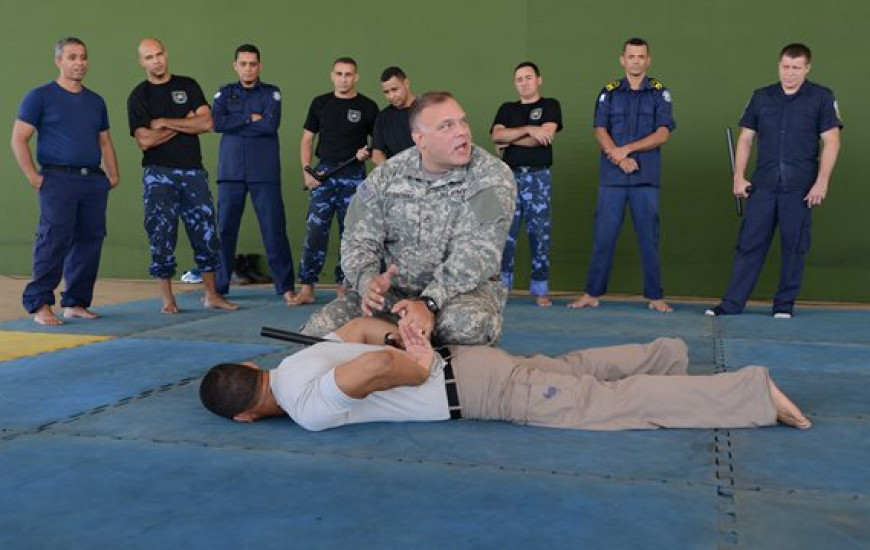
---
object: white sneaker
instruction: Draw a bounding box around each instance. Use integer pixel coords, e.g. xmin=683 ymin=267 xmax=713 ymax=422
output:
xmin=773 ymin=312 xmax=792 ymax=319
xmin=180 ymin=270 xmax=202 ymax=284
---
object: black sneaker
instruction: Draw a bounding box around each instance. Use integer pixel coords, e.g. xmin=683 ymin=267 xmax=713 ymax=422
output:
xmin=704 ymin=306 xmax=726 ymax=317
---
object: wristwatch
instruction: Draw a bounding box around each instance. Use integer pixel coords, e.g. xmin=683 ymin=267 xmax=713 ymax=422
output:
xmin=420 ymin=296 xmax=440 ymax=315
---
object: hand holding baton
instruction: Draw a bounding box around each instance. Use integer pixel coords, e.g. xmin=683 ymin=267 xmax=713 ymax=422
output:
xmin=725 ymin=127 xmax=751 ymax=217
xmin=302 ymin=147 xmax=372 ymax=191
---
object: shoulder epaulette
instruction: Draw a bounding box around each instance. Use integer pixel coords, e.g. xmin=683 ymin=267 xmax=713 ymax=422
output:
xmin=648 ymin=77 xmax=664 ymax=90
xmin=604 ymin=79 xmax=621 ymax=92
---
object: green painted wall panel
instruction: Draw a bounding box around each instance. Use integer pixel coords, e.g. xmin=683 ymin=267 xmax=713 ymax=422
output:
xmin=1 ymin=0 xmax=866 ymax=301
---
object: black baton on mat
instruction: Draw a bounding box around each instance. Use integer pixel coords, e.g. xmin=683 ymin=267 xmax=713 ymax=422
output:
xmin=260 ymin=326 xmax=326 ymax=346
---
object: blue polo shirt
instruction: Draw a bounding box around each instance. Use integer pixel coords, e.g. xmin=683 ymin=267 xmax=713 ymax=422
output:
xmin=212 ymin=80 xmax=282 ymax=182
xmin=594 ymin=77 xmax=675 ymax=187
xmin=17 ymin=81 xmax=109 ymax=167
xmin=739 ymin=80 xmax=842 ymax=191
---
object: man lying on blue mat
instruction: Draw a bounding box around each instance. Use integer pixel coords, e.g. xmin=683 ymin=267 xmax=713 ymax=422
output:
xmin=200 ymin=317 xmax=811 ymax=431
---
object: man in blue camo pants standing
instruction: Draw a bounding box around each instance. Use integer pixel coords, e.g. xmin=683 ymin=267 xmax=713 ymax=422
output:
xmin=491 ymin=62 xmax=562 ymax=306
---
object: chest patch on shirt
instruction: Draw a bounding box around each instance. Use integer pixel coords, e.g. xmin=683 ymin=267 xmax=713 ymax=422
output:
xmin=347 ymin=109 xmax=361 ymax=123
xmin=172 ymin=90 xmax=188 ymax=105
xmin=529 ymin=107 xmax=543 ymax=121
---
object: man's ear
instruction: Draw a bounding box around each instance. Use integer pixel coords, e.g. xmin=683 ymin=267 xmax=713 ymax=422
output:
xmin=233 ymin=411 xmax=258 ymax=423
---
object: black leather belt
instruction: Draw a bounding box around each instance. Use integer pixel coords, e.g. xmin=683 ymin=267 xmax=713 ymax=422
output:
xmin=42 ymin=165 xmax=104 ymax=176
xmin=437 ymin=347 xmax=461 ymax=419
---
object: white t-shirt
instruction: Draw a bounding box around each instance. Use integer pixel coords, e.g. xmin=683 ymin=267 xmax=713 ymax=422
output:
xmin=269 ymin=334 xmax=449 ymax=431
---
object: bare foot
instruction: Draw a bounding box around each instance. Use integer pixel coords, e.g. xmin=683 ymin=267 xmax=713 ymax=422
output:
xmin=283 ymin=290 xmax=297 ymax=306
xmin=34 ymin=305 xmax=64 ymax=325
xmin=161 ymin=298 xmax=179 ymax=314
xmin=648 ymin=299 xmax=674 ymax=313
xmin=535 ymin=295 xmax=553 ymax=307
xmin=769 ymin=378 xmax=812 ymax=429
xmin=204 ymin=294 xmax=239 ymax=311
xmin=567 ymin=294 xmax=599 ymax=309
xmin=287 ymin=285 xmax=315 ymax=306
xmin=62 ymin=306 xmax=99 ymax=319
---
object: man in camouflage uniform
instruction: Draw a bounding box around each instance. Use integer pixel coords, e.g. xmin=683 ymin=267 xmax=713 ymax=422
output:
xmin=301 ymin=91 xmax=516 ymax=345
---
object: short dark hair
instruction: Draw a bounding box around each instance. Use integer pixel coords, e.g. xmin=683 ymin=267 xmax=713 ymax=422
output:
xmin=334 ymin=57 xmax=357 ymax=69
xmin=235 ymin=43 xmax=260 ymax=61
xmin=409 ymin=91 xmax=456 ymax=131
xmin=780 ymin=42 xmax=812 ymax=63
xmin=55 ymin=37 xmax=86 ymax=59
xmin=380 ymin=66 xmax=407 ymax=82
xmin=623 ymin=37 xmax=649 ymax=53
xmin=200 ymin=363 xmax=261 ymax=419
xmin=514 ymin=61 xmax=540 ymax=77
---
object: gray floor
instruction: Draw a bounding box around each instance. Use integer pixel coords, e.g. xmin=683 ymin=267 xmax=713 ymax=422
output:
xmin=1 ymin=289 xmax=868 ymax=549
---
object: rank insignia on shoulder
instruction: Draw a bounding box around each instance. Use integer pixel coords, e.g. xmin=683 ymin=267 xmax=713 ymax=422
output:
xmin=214 ymin=91 xmax=221 ymax=99
xmin=273 ymin=90 xmax=281 ymax=101
xmin=648 ymin=77 xmax=664 ymax=90
xmin=604 ymin=79 xmax=621 ymax=92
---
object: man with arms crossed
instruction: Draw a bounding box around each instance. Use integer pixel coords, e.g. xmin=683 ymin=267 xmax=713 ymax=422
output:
xmin=491 ymin=61 xmax=562 ymax=307
xmin=212 ymin=44 xmax=296 ymax=305
xmin=291 ymin=57 xmax=378 ymax=306
xmin=128 ymin=38 xmax=237 ymax=314
xmin=569 ymin=38 xmax=676 ymax=313
xmin=706 ymin=43 xmax=842 ymax=318
xmin=12 ymin=37 xmax=120 ymax=325
xmin=201 ymin=317 xmax=811 ymax=432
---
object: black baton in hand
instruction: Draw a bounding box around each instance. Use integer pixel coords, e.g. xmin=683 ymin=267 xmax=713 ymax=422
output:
xmin=725 ymin=127 xmax=742 ymax=217
xmin=303 ymin=147 xmax=371 ymax=191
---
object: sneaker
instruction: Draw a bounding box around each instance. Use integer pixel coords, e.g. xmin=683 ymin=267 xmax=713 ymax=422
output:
xmin=180 ymin=269 xmax=202 ymax=284
xmin=773 ymin=311 xmax=793 ymax=319
xmin=704 ymin=306 xmax=726 ymax=316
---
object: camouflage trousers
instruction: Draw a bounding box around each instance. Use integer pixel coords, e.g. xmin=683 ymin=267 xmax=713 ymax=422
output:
xmin=301 ymin=279 xmax=509 ymax=346
xmin=501 ymin=167 xmax=552 ymax=296
xmin=143 ymin=166 xmax=221 ymax=279
xmin=298 ymin=162 xmax=366 ymax=284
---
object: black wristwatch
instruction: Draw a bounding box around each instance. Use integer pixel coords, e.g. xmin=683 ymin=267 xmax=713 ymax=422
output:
xmin=420 ymin=296 xmax=440 ymax=315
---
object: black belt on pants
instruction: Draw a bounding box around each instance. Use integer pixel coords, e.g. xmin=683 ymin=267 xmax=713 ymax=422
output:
xmin=437 ymin=347 xmax=461 ymax=419
xmin=41 ymin=165 xmax=104 ymax=176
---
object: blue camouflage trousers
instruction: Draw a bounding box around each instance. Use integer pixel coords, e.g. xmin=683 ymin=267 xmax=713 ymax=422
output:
xmin=298 ymin=162 xmax=365 ymax=285
xmin=143 ymin=166 xmax=221 ymax=279
xmin=501 ymin=167 xmax=552 ymax=296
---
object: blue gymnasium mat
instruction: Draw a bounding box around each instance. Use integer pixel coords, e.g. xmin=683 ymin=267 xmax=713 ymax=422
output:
xmin=0 ymin=293 xmax=868 ymax=548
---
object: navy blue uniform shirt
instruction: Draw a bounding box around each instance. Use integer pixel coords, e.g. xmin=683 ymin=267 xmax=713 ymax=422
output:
xmin=739 ymin=80 xmax=842 ymax=191
xmin=213 ymin=80 xmax=281 ymax=182
xmin=594 ymin=77 xmax=675 ymax=187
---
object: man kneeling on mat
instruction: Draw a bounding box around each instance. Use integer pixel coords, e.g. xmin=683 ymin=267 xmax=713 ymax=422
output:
xmin=199 ymin=318 xmax=811 ymax=431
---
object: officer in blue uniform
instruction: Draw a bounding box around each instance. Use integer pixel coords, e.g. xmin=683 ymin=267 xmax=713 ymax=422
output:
xmin=570 ymin=38 xmax=676 ymax=313
xmin=706 ymin=43 xmax=842 ymax=318
xmin=212 ymin=44 xmax=296 ymax=305
xmin=11 ymin=37 xmax=120 ymax=326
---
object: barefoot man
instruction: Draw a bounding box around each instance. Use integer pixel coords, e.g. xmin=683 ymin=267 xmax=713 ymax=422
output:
xmin=201 ymin=317 xmax=811 ymax=432
xmin=12 ymin=37 xmax=120 ymax=325
xmin=127 ymin=38 xmax=237 ymax=314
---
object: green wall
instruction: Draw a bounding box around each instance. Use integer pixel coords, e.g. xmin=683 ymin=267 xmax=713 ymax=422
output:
xmin=2 ymin=0 xmax=867 ymax=301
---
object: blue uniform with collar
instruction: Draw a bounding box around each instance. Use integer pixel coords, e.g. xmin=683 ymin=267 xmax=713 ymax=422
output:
xmin=717 ymin=80 xmax=842 ymax=315
xmin=585 ymin=77 xmax=675 ymax=299
xmin=212 ymin=80 xmax=295 ymax=296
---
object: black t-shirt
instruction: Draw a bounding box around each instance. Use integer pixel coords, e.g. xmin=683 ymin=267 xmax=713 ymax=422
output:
xmin=303 ymin=93 xmax=378 ymax=162
xmin=127 ymin=75 xmax=208 ymax=169
xmin=491 ymin=97 xmax=563 ymax=168
xmin=372 ymin=103 xmax=415 ymax=159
